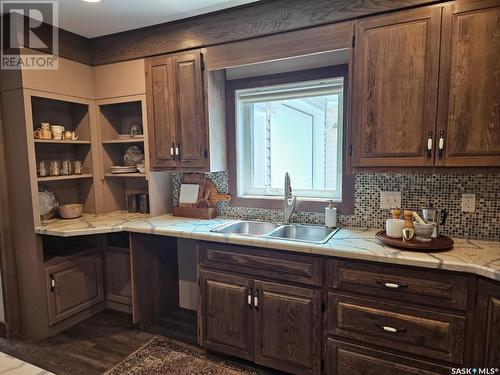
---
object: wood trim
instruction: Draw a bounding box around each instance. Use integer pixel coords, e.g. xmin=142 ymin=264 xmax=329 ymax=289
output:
xmin=0 ymin=96 xmax=22 ymax=338
xmin=89 ymin=0 xmax=443 ymax=66
xmin=1 ymin=13 xmax=91 ymax=65
xmin=226 ymin=66 xmax=354 ymax=214
xmin=206 ymin=21 xmax=352 ymax=70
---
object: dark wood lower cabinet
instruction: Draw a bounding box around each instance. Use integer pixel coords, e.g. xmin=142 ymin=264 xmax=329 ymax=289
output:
xmin=198 ymin=267 xmax=321 ymax=374
xmin=199 ymin=270 xmax=254 ymax=361
xmin=254 ymin=280 xmax=321 ymax=375
xmin=326 ymin=339 xmax=451 ymax=375
xmin=197 ymin=242 xmax=500 ymax=374
xmin=475 ymin=279 xmax=500 ymax=367
xmin=45 ymin=251 xmax=105 ymax=326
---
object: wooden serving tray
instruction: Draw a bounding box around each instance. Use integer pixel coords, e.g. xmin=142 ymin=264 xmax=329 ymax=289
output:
xmin=173 ymin=206 xmax=216 ymax=220
xmin=376 ymin=230 xmax=454 ymax=251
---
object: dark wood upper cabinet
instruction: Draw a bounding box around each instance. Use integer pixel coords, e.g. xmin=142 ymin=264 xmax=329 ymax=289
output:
xmin=175 ymin=53 xmax=207 ymax=169
xmin=146 ymin=50 xmax=226 ymax=172
xmin=199 ymin=270 xmax=254 ymax=361
xmin=254 ymin=280 xmax=321 ymax=375
xmin=352 ymin=6 xmax=442 ymax=167
xmin=146 ymin=54 xmax=178 ymax=169
xmin=436 ymin=1 xmax=500 ymax=167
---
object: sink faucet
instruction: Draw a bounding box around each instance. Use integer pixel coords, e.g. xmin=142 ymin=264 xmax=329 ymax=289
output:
xmin=283 ymin=172 xmax=297 ymax=224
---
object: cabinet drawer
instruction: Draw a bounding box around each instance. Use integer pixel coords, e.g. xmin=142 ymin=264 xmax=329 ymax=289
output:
xmin=327 ymin=293 xmax=465 ymax=364
xmin=198 ymin=242 xmax=323 ymax=286
xmin=328 ymin=260 xmax=469 ymax=311
xmin=326 ymin=339 xmax=451 ymax=375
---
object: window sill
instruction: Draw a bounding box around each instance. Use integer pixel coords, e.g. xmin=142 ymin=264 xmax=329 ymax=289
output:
xmin=229 ymin=195 xmax=353 ymax=214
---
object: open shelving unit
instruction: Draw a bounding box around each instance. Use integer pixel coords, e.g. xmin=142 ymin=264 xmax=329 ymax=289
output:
xmin=97 ymin=95 xmax=150 ymax=213
xmin=30 ymin=94 xmax=97 ymax=223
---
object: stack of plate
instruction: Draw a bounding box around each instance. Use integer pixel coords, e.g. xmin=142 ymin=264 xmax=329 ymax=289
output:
xmin=110 ymin=166 xmax=137 ymax=174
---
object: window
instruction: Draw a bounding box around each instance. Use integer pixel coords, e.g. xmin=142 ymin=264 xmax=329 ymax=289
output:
xmin=235 ymin=77 xmax=344 ymax=201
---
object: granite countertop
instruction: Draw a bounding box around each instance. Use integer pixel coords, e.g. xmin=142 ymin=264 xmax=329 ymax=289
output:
xmin=36 ymin=211 xmax=500 ymax=282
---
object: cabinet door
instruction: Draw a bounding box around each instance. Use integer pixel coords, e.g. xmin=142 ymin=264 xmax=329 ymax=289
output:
xmin=45 ymin=252 xmax=104 ymax=326
xmin=254 ymin=280 xmax=321 ymax=375
xmin=199 ymin=270 xmax=254 ymax=361
xmin=352 ymin=7 xmax=441 ymax=167
xmin=476 ymin=279 xmax=500 ymax=367
xmin=174 ymin=52 xmax=207 ymax=169
xmin=436 ymin=1 xmax=500 ymax=167
xmin=105 ymin=249 xmax=131 ymax=312
xmin=145 ymin=55 xmax=178 ymax=169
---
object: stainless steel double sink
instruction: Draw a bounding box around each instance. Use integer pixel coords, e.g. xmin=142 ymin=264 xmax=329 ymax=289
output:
xmin=211 ymin=220 xmax=339 ymax=244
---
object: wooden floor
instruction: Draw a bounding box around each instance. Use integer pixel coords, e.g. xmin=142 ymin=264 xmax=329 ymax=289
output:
xmin=0 ymin=310 xmax=185 ymax=375
xmin=0 ymin=309 xmax=282 ymax=375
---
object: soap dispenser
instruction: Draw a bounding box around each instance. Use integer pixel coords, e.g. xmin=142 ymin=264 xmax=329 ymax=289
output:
xmin=325 ymin=200 xmax=337 ymax=228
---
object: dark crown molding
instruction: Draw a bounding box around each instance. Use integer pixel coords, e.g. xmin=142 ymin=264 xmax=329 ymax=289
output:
xmin=2 ymin=0 xmax=444 ymax=66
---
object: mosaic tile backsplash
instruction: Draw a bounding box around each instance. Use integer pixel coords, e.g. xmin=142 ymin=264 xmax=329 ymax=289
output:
xmin=173 ymin=172 xmax=500 ymax=240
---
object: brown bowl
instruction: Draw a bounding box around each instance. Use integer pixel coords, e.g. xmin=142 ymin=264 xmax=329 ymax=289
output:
xmin=58 ymin=204 xmax=83 ymax=219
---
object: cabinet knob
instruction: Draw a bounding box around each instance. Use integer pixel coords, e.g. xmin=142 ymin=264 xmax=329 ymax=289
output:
xmin=426 ymin=131 xmax=433 ymax=158
xmin=247 ymin=288 xmax=253 ymax=309
xmin=438 ymin=131 xmax=445 ymax=158
xmin=50 ymin=274 xmax=56 ymax=292
xmin=175 ymin=143 xmax=180 ymax=159
xmin=253 ymin=289 xmax=259 ymax=310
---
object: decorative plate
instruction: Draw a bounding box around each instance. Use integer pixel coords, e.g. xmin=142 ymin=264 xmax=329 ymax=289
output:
xmin=110 ymin=166 xmax=138 ymax=174
xmin=124 ymin=146 xmax=144 ymax=166
xmin=128 ymin=122 xmax=143 ymax=136
xmin=38 ymin=187 xmax=58 ymax=216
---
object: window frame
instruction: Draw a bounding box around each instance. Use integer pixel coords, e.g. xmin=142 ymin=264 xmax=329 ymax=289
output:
xmin=226 ymin=65 xmax=354 ymax=214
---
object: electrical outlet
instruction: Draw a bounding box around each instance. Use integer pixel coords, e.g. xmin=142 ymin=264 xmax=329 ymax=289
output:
xmin=461 ymin=194 xmax=476 ymax=212
xmin=380 ymin=191 xmax=402 ymax=209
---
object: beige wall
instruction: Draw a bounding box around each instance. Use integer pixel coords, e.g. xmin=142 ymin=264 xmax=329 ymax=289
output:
xmin=177 ymin=239 xmax=198 ymax=311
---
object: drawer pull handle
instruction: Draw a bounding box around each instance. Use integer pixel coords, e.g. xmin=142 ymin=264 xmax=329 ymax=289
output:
xmin=377 ymin=281 xmax=408 ymax=289
xmin=375 ymin=323 xmax=406 ymax=334
xmin=247 ymin=288 xmax=253 ymax=309
xmin=50 ymin=274 xmax=56 ymax=292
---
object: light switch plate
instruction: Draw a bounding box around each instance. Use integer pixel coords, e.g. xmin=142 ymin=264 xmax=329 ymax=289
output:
xmin=461 ymin=193 xmax=476 ymax=212
xmin=380 ymin=191 xmax=402 ymax=209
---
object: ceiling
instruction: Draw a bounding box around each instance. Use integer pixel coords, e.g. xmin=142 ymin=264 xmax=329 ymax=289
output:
xmin=53 ymin=0 xmax=260 ymax=38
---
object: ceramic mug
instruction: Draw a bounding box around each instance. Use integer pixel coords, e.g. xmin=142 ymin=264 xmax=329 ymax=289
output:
xmin=386 ymin=219 xmax=405 ymax=238
xmin=49 ymin=160 xmax=61 ymax=176
xmin=37 ymin=160 xmax=49 ymax=177
xmin=61 ymin=160 xmax=73 ymax=175
xmin=50 ymin=125 xmax=64 ymax=140
xmin=73 ymin=160 xmax=82 ymax=174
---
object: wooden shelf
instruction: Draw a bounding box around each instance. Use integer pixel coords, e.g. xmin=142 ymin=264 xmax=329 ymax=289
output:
xmin=102 ymin=139 xmax=144 ymax=144
xmin=34 ymin=139 xmax=91 ymax=144
xmin=37 ymin=174 xmax=93 ymax=182
xmin=104 ymin=172 xmax=146 ymax=178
